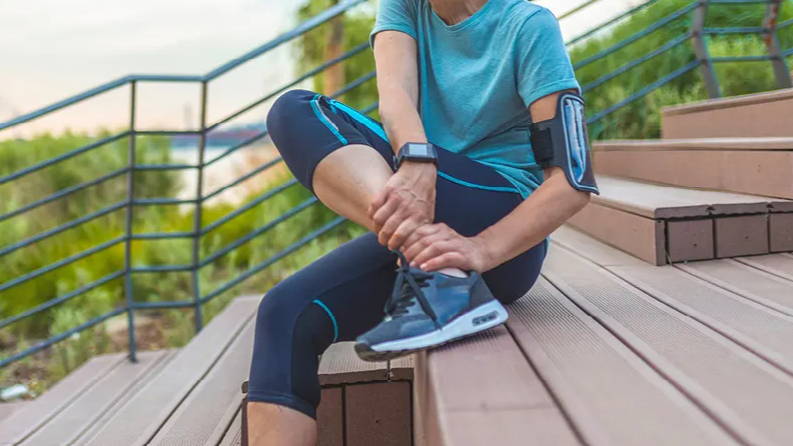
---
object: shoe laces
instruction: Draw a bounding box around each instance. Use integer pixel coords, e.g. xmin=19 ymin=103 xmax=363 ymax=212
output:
xmin=384 ymin=251 xmax=439 ymax=322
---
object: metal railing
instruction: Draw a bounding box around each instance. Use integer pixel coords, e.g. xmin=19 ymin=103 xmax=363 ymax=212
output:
xmin=1 ymin=0 xmax=792 ymax=369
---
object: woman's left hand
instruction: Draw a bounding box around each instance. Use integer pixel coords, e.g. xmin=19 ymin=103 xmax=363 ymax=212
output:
xmin=402 ymin=223 xmax=494 ymax=273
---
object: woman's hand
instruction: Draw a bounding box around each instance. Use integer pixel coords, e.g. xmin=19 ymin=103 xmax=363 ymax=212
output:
xmin=369 ymin=161 xmax=437 ymax=250
xmin=402 ymin=223 xmax=495 ymax=273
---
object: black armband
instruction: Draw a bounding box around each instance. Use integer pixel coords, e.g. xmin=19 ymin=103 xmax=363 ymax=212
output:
xmin=530 ymin=92 xmax=599 ymax=194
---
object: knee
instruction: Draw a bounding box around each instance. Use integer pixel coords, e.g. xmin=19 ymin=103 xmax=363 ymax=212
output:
xmin=254 ymin=283 xmax=298 ymax=337
xmin=266 ymin=89 xmax=316 ymax=140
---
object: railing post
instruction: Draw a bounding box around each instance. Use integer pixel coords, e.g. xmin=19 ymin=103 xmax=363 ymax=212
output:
xmin=690 ymin=0 xmax=721 ymax=98
xmin=191 ymin=81 xmax=208 ymax=332
xmin=124 ymin=81 xmax=138 ymax=363
xmin=763 ymin=0 xmax=792 ymax=89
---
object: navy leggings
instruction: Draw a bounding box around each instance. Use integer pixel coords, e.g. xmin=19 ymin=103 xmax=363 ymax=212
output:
xmin=247 ymin=89 xmax=547 ymax=419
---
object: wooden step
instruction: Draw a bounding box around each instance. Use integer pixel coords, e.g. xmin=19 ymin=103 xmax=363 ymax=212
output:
xmin=414 ymin=326 xmax=579 ymax=446
xmin=592 ymin=137 xmax=793 ymax=199
xmin=0 ymin=402 xmax=27 ymax=424
xmin=662 ymin=88 xmax=793 ymax=138
xmin=566 ymin=176 xmax=793 ymax=265
xmin=543 ymin=232 xmax=793 ymax=446
xmin=236 ymin=342 xmax=414 ymax=446
xmin=81 ymin=296 xmax=260 ymax=446
xmin=0 ymin=353 xmax=126 ymax=445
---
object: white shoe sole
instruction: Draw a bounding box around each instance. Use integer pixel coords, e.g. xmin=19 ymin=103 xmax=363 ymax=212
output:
xmin=369 ymin=300 xmax=508 ymax=352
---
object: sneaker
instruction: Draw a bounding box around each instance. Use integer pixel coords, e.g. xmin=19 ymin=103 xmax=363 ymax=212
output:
xmin=354 ymin=251 xmax=508 ymax=362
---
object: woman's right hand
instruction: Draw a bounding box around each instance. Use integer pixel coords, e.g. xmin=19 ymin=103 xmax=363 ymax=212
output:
xmin=369 ymin=161 xmax=437 ymax=251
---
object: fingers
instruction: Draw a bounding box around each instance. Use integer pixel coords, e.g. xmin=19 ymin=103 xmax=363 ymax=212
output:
xmin=421 ymin=252 xmax=466 ymax=272
xmin=371 ymin=193 xmax=400 ymax=232
xmin=402 ymin=224 xmax=442 ymax=255
xmin=404 ymin=231 xmax=448 ymax=262
xmin=387 ymin=218 xmax=421 ymax=251
xmin=368 ymin=187 xmax=389 ymax=220
xmin=411 ymin=239 xmax=458 ymax=268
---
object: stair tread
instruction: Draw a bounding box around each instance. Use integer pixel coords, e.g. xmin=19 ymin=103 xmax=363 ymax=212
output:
xmin=543 ymin=241 xmax=793 ymax=446
xmin=595 ymin=137 xmax=793 ymax=151
xmin=82 ymin=295 xmax=260 ymax=446
xmin=0 ymin=353 xmax=125 ymax=445
xmin=594 ymin=175 xmax=779 ymax=218
xmin=664 ymin=87 xmax=793 ymax=116
xmin=23 ymin=350 xmax=174 ymax=446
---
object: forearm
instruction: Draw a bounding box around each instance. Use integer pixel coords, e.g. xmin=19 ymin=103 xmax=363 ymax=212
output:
xmin=475 ymin=171 xmax=590 ymax=269
xmin=379 ymin=90 xmax=428 ymax=154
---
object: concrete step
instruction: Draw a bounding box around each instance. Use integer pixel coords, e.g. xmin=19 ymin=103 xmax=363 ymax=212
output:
xmin=662 ymin=88 xmax=793 ymax=138
xmin=566 ymin=176 xmax=793 ymax=265
xmin=592 ymin=137 xmax=793 ymax=199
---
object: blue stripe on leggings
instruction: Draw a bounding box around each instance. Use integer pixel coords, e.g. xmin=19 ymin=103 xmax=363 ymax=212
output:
xmin=312 ymin=299 xmax=339 ymax=342
xmin=437 ymin=171 xmax=521 ymax=194
xmin=329 ymin=98 xmax=520 ymax=195
xmin=328 ymin=99 xmax=390 ymax=143
xmin=310 ymin=95 xmax=348 ymax=145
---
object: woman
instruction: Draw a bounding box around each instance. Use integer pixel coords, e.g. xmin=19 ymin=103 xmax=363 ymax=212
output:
xmin=247 ymin=0 xmax=597 ymax=443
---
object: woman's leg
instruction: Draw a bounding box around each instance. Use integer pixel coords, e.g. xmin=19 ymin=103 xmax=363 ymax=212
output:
xmin=247 ymin=234 xmax=397 ymax=445
xmin=265 ymin=90 xmax=394 ymax=231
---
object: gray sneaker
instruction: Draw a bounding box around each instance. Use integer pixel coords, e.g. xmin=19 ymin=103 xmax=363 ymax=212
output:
xmin=354 ymin=251 xmax=508 ymax=362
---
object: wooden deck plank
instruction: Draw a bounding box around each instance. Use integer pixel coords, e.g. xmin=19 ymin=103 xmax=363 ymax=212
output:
xmin=345 ymin=382 xmax=411 ymax=446
xmin=677 ymin=259 xmax=793 ymax=317
xmin=21 ymin=350 xmax=172 ymax=446
xmin=567 ymin=200 xmax=665 ymax=265
xmin=543 ymin=246 xmax=793 ymax=445
xmin=218 ymin=408 xmax=242 ymax=446
xmin=508 ymin=278 xmax=736 ymax=445
xmin=318 ymin=342 xmax=413 ymax=386
xmin=82 ymin=296 xmax=260 ymax=446
xmin=714 ymin=215 xmax=769 ymax=258
xmin=0 ymin=353 xmax=125 ymax=446
xmin=149 ymin=315 xmax=256 ymax=445
xmin=770 ymin=213 xmax=793 ymax=252
xmin=317 ymin=387 xmax=343 ymax=446
xmin=736 ymin=253 xmax=793 ymax=282
xmin=417 ymin=326 xmax=579 ymax=446
xmin=0 ymin=402 xmax=28 ymax=424
xmin=555 ymin=228 xmax=793 ymax=373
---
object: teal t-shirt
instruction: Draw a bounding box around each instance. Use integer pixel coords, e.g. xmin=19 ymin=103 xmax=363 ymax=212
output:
xmin=370 ymin=0 xmax=580 ymax=198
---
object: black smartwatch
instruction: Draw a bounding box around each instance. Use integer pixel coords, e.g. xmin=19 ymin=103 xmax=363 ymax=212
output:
xmin=396 ymin=142 xmax=438 ymax=168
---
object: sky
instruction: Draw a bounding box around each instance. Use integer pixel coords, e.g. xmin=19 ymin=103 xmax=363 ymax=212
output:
xmin=0 ymin=0 xmax=637 ymax=136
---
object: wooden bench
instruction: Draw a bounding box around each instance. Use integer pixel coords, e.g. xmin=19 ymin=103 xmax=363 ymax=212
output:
xmin=566 ymin=175 xmax=793 ymax=264
xmin=592 ymin=137 xmax=793 ymax=199
xmin=662 ymin=87 xmax=793 ymax=138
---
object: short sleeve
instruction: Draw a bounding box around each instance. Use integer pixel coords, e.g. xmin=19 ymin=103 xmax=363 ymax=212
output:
xmin=369 ymin=0 xmax=418 ymax=48
xmin=516 ymin=8 xmax=580 ymax=108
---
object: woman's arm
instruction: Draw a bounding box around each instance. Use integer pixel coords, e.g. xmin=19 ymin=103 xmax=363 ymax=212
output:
xmin=371 ymin=31 xmax=426 ymax=152
xmin=403 ymin=91 xmax=591 ymax=272
xmin=368 ymin=31 xmax=439 ymax=250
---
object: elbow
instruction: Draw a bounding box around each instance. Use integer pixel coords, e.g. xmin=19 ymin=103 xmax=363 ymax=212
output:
xmin=569 ymin=188 xmax=591 ymax=213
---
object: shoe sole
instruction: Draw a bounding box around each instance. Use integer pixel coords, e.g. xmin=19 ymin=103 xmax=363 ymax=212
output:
xmin=355 ymin=300 xmax=508 ymax=362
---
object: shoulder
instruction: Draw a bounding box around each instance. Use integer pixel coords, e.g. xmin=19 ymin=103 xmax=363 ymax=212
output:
xmin=502 ymin=1 xmax=559 ymax=32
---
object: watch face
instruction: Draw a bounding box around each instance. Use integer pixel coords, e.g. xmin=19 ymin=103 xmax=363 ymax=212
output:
xmin=408 ymin=143 xmax=430 ymax=156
